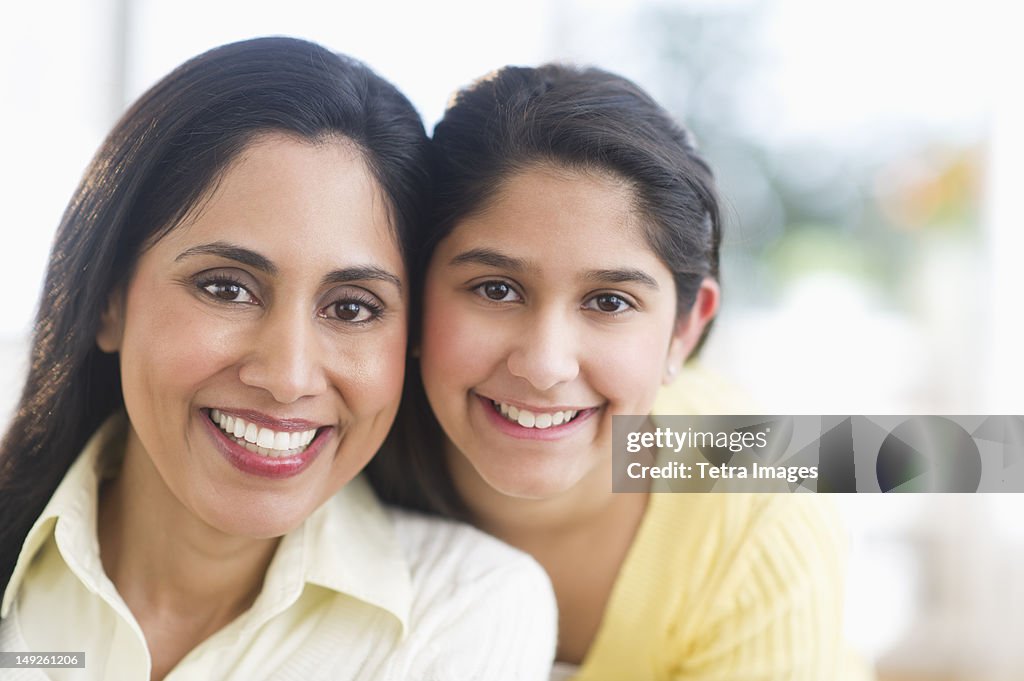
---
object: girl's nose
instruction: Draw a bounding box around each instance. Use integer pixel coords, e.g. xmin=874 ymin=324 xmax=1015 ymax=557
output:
xmin=506 ymin=310 xmax=579 ymax=391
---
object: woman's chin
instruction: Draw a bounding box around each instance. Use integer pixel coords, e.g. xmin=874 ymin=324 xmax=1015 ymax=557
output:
xmin=194 ymin=496 xmax=311 ymax=540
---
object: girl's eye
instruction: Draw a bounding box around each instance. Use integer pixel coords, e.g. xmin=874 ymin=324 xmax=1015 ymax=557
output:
xmin=473 ymin=281 xmax=521 ymax=303
xmin=585 ymin=294 xmax=633 ymax=314
xmin=201 ymin=279 xmax=257 ymax=304
xmin=320 ymin=298 xmax=383 ymax=324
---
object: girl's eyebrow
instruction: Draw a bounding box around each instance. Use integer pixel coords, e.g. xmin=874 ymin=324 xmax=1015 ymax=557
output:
xmin=449 ymin=247 xmax=659 ymax=289
xmin=449 ymin=247 xmax=528 ymax=272
xmin=175 ymin=242 xmax=276 ymax=274
xmin=583 ymin=268 xmax=659 ymax=290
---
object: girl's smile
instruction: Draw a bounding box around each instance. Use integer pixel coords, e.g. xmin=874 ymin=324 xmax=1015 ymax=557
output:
xmin=475 ymin=393 xmax=599 ymax=441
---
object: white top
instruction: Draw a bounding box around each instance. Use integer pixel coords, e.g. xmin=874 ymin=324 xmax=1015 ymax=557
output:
xmin=548 ymin=662 xmax=581 ymax=681
xmin=1 ymin=417 xmax=557 ymax=680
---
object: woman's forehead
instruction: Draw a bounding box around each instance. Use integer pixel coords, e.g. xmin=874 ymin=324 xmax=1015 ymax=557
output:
xmin=144 ymin=135 xmax=404 ymax=280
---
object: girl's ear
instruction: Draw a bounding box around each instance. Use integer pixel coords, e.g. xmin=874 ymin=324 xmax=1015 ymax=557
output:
xmin=96 ymin=288 xmax=126 ymax=353
xmin=664 ymin=278 xmax=720 ymax=385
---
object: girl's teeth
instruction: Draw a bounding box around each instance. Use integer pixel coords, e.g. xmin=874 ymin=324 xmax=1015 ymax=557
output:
xmin=210 ymin=410 xmax=318 ymax=457
xmin=492 ymin=402 xmax=580 ymax=429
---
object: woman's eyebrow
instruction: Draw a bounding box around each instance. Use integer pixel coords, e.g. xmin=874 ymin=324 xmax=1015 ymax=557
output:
xmin=583 ymin=268 xmax=660 ymax=289
xmin=448 ymin=247 xmax=528 ymax=272
xmin=175 ymin=242 xmax=276 ymax=274
xmin=175 ymin=243 xmax=402 ymax=292
xmin=322 ymin=266 xmax=403 ymax=293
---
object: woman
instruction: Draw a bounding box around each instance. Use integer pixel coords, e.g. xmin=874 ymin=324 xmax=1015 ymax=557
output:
xmin=369 ymin=64 xmax=870 ymax=680
xmin=0 ymin=38 xmax=555 ymax=680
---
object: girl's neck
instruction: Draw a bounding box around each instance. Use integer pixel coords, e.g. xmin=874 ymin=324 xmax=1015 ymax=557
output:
xmin=451 ymin=444 xmax=595 ymax=536
xmin=445 ymin=439 xmax=650 ymax=665
xmin=445 ymin=438 xmax=650 ymax=549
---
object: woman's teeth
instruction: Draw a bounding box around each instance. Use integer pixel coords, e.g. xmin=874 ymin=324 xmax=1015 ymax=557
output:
xmin=492 ymin=401 xmax=579 ymax=429
xmin=210 ymin=409 xmax=317 ymax=457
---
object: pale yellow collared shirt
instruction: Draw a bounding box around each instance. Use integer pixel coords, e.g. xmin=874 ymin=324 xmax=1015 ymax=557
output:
xmin=1 ymin=417 xmax=557 ymax=680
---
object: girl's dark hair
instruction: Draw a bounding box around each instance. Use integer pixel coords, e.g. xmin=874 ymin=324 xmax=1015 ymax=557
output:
xmin=367 ymin=63 xmax=721 ymax=519
xmin=0 ymin=37 xmax=429 ymax=597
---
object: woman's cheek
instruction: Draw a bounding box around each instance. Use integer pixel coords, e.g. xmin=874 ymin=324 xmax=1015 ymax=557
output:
xmin=120 ymin=292 xmax=236 ymax=398
xmin=338 ymin=325 xmax=407 ymax=414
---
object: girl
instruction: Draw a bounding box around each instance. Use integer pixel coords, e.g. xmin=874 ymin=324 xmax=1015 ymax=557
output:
xmin=370 ymin=64 xmax=869 ymax=680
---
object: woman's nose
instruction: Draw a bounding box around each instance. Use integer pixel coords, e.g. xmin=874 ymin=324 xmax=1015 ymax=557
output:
xmin=237 ymin=307 xmax=328 ymax=404
xmin=506 ymin=310 xmax=580 ymax=391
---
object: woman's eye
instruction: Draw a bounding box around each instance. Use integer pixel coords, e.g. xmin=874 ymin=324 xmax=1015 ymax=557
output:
xmin=474 ymin=281 xmax=521 ymax=303
xmin=201 ymin=280 xmax=256 ymax=304
xmin=320 ymin=299 xmax=381 ymax=324
xmin=585 ymin=294 xmax=633 ymax=314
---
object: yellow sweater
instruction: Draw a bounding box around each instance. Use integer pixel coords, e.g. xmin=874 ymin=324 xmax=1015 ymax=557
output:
xmin=570 ymin=367 xmax=874 ymax=680
xmin=573 ymin=493 xmax=872 ymax=680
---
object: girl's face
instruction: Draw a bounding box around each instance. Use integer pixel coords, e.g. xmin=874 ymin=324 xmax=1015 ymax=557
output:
xmin=97 ymin=133 xmax=408 ymax=538
xmin=420 ymin=165 xmax=716 ymax=500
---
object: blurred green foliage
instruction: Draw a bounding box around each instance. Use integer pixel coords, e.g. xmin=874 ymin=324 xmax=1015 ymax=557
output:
xmin=632 ymin=5 xmax=981 ymax=310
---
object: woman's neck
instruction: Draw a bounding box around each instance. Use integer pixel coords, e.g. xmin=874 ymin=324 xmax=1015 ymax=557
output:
xmin=98 ymin=432 xmax=279 ymax=677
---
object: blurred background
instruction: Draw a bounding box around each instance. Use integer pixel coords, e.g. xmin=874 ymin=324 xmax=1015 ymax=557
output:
xmin=1 ymin=0 xmax=1021 ymax=678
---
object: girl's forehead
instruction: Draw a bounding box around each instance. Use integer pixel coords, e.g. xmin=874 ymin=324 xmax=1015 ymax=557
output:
xmin=439 ymin=167 xmax=659 ymax=265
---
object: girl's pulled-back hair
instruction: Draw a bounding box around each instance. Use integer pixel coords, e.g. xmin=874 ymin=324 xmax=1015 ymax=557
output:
xmin=368 ymin=63 xmax=720 ymax=518
xmin=428 ymin=64 xmax=720 ymax=312
xmin=0 ymin=37 xmax=430 ymax=597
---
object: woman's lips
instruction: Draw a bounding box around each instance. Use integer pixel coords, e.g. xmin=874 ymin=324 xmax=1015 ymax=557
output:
xmin=210 ymin=408 xmax=320 ymax=453
xmin=202 ymin=408 xmax=330 ymax=479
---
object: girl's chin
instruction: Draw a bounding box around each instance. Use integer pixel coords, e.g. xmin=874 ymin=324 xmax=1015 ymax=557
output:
xmin=474 ymin=459 xmax=595 ymax=501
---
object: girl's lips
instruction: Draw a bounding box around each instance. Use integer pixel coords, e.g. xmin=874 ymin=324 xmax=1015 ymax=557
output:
xmin=201 ymin=410 xmax=330 ymax=479
xmin=479 ymin=396 xmax=589 ymax=413
xmin=474 ymin=394 xmax=598 ymax=441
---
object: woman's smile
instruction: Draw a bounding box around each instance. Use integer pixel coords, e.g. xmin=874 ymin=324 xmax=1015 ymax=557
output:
xmin=199 ymin=407 xmax=332 ymax=479
xmin=208 ymin=409 xmax=322 ymax=456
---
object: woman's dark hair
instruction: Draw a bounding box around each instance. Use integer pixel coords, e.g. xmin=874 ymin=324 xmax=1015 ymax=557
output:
xmin=368 ymin=63 xmax=721 ymax=519
xmin=0 ymin=36 xmax=430 ymax=597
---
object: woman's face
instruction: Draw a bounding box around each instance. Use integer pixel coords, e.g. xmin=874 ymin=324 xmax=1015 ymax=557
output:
xmin=420 ymin=164 xmax=715 ymax=500
xmin=97 ymin=133 xmax=407 ymax=537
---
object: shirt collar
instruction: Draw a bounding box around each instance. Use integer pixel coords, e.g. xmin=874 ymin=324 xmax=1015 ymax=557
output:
xmin=2 ymin=414 xmax=121 ymax=618
xmin=2 ymin=413 xmax=412 ymax=635
xmin=248 ymin=475 xmax=412 ymax=637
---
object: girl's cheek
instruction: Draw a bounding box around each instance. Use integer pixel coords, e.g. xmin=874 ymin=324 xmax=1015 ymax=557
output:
xmin=588 ymin=328 xmax=670 ymax=410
